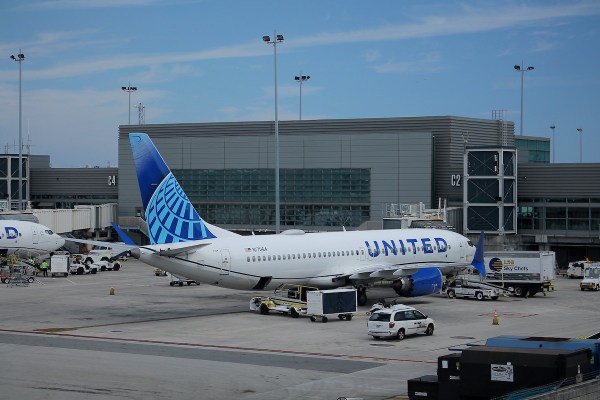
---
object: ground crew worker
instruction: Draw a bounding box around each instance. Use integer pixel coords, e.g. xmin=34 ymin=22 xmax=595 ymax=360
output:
xmin=41 ymin=260 xmax=49 ymax=277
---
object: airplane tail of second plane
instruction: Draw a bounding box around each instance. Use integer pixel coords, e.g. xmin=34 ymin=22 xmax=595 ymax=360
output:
xmin=129 ymin=132 xmax=238 ymax=244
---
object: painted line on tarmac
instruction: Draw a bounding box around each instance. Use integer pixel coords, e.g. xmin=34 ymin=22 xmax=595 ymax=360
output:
xmin=0 ymin=328 xmax=436 ymax=364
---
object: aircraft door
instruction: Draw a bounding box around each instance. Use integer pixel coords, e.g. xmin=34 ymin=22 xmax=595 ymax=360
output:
xmin=219 ymin=249 xmax=231 ymax=275
xmin=31 ymin=226 xmax=39 ymax=244
xmin=458 ymin=240 xmax=466 ymax=261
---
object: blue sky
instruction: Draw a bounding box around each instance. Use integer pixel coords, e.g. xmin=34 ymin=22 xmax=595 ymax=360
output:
xmin=1 ymin=0 xmax=599 ymax=167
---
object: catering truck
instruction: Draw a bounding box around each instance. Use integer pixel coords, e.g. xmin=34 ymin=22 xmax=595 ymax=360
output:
xmin=483 ymin=251 xmax=556 ymax=297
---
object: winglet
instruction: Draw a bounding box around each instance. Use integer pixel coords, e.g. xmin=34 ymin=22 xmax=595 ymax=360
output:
xmin=472 ymin=231 xmax=486 ymax=277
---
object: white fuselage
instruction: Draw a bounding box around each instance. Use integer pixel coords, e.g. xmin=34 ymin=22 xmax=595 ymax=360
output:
xmin=0 ymin=220 xmax=65 ymax=257
xmin=137 ymin=228 xmax=475 ymax=291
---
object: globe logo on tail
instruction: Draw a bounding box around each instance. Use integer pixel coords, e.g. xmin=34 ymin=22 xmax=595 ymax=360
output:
xmin=146 ymin=173 xmax=214 ymax=243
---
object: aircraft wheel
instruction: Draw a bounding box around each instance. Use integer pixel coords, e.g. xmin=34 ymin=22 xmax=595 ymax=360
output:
xmin=357 ymin=291 xmax=367 ymax=306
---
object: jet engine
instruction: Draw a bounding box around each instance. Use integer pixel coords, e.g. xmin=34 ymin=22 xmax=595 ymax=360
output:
xmin=392 ymin=268 xmax=443 ymax=297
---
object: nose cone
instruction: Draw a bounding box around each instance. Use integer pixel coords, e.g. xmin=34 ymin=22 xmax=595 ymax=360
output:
xmin=56 ymin=235 xmax=66 ymax=248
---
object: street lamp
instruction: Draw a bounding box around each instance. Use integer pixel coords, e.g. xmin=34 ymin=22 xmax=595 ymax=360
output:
xmin=263 ymin=32 xmax=284 ymax=233
xmin=514 ymin=64 xmax=534 ymax=136
xmin=10 ymin=50 xmax=25 ymax=210
xmin=294 ymin=73 xmax=310 ymax=120
xmin=576 ymin=128 xmax=583 ymax=163
xmin=121 ymin=83 xmax=137 ymax=124
xmin=549 ymin=125 xmax=556 ymax=163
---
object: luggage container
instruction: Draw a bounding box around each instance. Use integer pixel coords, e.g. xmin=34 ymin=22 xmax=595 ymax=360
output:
xmin=306 ymin=288 xmax=357 ymax=322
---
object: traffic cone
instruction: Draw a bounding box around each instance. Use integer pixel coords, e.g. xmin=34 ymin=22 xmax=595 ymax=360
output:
xmin=492 ymin=310 xmax=499 ymax=325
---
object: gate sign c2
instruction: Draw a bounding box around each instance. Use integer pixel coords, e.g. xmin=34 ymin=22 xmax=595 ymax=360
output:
xmin=451 ymin=174 xmax=461 ymax=187
xmin=491 ymin=364 xmax=514 ymax=382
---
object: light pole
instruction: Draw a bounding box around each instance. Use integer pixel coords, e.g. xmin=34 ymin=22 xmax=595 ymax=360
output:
xmin=576 ymin=128 xmax=583 ymax=163
xmin=10 ymin=51 xmax=25 ymax=210
xmin=514 ymin=64 xmax=534 ymax=136
xmin=294 ymin=73 xmax=310 ymax=120
xmin=121 ymin=83 xmax=137 ymax=124
xmin=263 ymin=32 xmax=284 ymax=233
xmin=549 ymin=125 xmax=555 ymax=163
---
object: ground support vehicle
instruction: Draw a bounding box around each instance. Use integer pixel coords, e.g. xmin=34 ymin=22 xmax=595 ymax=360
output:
xmin=580 ymin=264 xmax=600 ymax=291
xmin=50 ymin=254 xmax=70 ymax=277
xmin=82 ymin=249 xmax=123 ymax=271
xmin=90 ymin=260 xmax=121 ymax=272
xmin=444 ymin=277 xmax=503 ymax=300
xmin=250 ymin=284 xmax=319 ymax=318
xmin=167 ymin=273 xmax=198 ymax=286
xmin=3 ymin=264 xmax=35 ymax=286
xmin=154 ymin=268 xmax=167 ymax=276
xmin=367 ymin=304 xmax=435 ymax=340
xmin=69 ymin=257 xmax=92 ymax=275
xmin=567 ymin=260 xmax=591 ymax=279
xmin=483 ymin=251 xmax=556 ymax=297
xmin=306 ymin=288 xmax=357 ymax=322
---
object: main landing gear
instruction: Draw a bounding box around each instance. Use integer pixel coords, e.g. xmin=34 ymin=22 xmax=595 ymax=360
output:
xmin=357 ymin=286 xmax=368 ymax=306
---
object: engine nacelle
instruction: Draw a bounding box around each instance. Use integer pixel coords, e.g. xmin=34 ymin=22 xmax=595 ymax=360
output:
xmin=392 ymin=268 xmax=443 ymax=297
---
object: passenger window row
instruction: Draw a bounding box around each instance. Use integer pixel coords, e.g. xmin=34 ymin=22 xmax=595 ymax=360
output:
xmin=247 ymin=249 xmax=366 ymax=263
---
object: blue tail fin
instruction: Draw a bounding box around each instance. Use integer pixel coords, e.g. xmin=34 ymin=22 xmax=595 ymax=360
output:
xmin=472 ymin=231 xmax=486 ymax=277
xmin=129 ymin=133 xmax=217 ymax=244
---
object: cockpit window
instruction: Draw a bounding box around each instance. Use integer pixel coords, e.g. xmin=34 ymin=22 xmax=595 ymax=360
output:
xmin=467 ymin=240 xmax=474 ymax=247
xmin=46 ymin=230 xmax=54 ymax=235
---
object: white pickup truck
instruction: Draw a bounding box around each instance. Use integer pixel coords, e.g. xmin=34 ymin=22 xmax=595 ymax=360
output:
xmin=445 ymin=278 xmax=500 ymax=301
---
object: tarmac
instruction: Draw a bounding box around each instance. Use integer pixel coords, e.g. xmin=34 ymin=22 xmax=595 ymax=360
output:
xmin=0 ymin=260 xmax=598 ymax=400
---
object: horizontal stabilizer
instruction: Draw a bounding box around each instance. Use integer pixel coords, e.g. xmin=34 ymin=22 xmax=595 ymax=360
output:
xmin=143 ymin=241 xmax=213 ymax=257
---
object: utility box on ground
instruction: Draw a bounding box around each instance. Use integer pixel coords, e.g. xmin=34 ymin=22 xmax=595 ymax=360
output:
xmin=460 ymin=346 xmax=591 ymax=399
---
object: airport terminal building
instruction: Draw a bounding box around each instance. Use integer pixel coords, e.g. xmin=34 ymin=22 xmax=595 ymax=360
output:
xmin=5 ymin=115 xmax=600 ymax=266
xmin=117 ymin=116 xmax=511 ymax=232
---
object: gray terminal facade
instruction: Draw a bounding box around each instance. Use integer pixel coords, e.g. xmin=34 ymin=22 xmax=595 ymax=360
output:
xmin=118 ymin=116 xmax=513 ymax=233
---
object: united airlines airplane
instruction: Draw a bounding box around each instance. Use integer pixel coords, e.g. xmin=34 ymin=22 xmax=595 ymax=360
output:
xmin=0 ymin=220 xmax=65 ymax=257
xmin=91 ymin=133 xmax=485 ymax=305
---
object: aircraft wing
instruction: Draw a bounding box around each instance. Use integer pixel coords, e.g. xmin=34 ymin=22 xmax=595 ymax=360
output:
xmin=64 ymin=237 xmax=136 ymax=252
xmin=346 ymin=261 xmax=474 ymax=281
